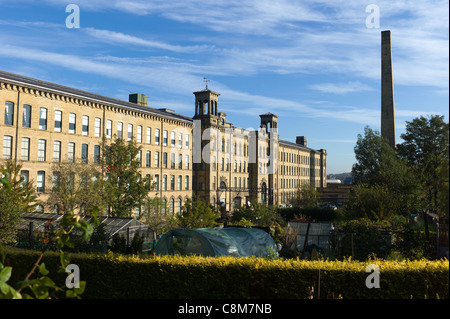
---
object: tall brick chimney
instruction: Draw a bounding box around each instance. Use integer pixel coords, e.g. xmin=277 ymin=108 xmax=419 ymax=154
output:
xmin=381 ymin=30 xmax=396 ymax=149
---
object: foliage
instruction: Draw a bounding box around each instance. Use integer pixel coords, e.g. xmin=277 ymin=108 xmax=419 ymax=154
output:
xmin=278 ymin=206 xmax=337 ymax=222
xmin=290 ymin=183 xmax=319 ymax=208
xmin=350 ymin=126 xmax=426 ymax=217
xmin=342 ymin=184 xmax=397 ymax=221
xmin=130 ymin=231 xmax=144 ymax=255
xmin=100 ymin=137 xmax=151 ymax=217
xmin=45 ymin=160 xmax=103 ymax=215
xmin=0 ymin=161 xmax=38 ymax=245
xmin=335 ymin=219 xmax=393 ymax=260
xmin=232 ymin=201 xmax=284 ymax=227
xmin=176 ymin=198 xmax=219 ymax=229
xmin=139 ymin=197 xmax=176 ymax=238
xmin=110 ymin=233 xmax=127 ymax=254
xmin=4 ymin=249 xmax=448 ymax=299
xmin=0 ymin=209 xmax=99 ymax=299
xmin=397 ymin=115 xmax=449 ymax=217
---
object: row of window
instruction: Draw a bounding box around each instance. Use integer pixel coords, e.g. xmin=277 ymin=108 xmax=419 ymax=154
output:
xmin=19 ymin=169 xmax=190 ymax=194
xmin=3 ymin=135 xmax=191 ymax=169
xmin=3 ymin=102 xmax=191 ymax=147
xmin=280 ymin=151 xmax=323 ymax=166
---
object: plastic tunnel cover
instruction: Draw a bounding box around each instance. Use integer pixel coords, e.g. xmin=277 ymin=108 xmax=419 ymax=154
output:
xmin=155 ymin=227 xmax=277 ymax=257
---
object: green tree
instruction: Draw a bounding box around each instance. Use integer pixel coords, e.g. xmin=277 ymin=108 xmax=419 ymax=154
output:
xmin=290 ymin=183 xmax=319 ymax=208
xmin=0 ymin=161 xmax=38 ymax=245
xmin=100 ymin=137 xmax=151 ymax=217
xmin=397 ymin=115 xmax=449 ymax=216
xmin=351 ymin=126 xmax=422 ymax=217
xmin=232 ymin=201 xmax=284 ymax=227
xmin=45 ymin=161 xmax=103 ymax=215
xmin=177 ymin=198 xmax=219 ymax=229
xmin=139 ymin=197 xmax=178 ymax=239
xmin=342 ymin=184 xmax=397 ymax=221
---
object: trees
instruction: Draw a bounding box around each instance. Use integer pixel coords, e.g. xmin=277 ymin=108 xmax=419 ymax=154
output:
xmin=139 ymin=197 xmax=177 ymax=240
xmin=290 ymin=183 xmax=319 ymax=208
xmin=177 ymin=198 xmax=219 ymax=229
xmin=349 ymin=126 xmax=422 ymax=218
xmin=232 ymin=202 xmax=284 ymax=227
xmin=45 ymin=161 xmax=103 ymax=215
xmin=397 ymin=115 xmax=449 ymax=217
xmin=100 ymin=137 xmax=151 ymax=217
xmin=0 ymin=161 xmax=38 ymax=245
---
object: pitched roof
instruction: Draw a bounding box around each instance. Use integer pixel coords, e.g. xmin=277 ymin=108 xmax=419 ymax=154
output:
xmin=0 ymin=70 xmax=193 ymax=124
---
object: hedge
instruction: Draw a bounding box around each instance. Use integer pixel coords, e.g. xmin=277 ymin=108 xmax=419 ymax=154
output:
xmin=3 ymin=247 xmax=449 ymax=299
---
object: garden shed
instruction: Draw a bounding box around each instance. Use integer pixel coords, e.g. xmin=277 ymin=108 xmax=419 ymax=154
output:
xmin=155 ymin=227 xmax=278 ymax=257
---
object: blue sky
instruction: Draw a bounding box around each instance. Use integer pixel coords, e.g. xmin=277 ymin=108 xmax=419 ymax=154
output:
xmin=0 ymin=0 xmax=448 ymax=174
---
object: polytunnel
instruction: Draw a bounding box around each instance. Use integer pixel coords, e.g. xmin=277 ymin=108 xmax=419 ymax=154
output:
xmin=154 ymin=227 xmax=278 ymax=257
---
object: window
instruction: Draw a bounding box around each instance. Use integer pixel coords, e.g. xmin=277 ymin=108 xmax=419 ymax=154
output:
xmin=53 ymin=141 xmax=61 ymax=162
xmin=55 ymin=110 xmax=62 ymax=132
xmin=39 ymin=108 xmax=47 ymax=130
xmin=137 ymin=150 xmax=142 ymax=167
xmin=170 ymin=175 xmax=175 ymax=191
xmin=154 ymin=175 xmax=159 ymax=191
xmin=21 ymin=138 xmax=30 ymax=161
xmin=69 ymin=113 xmax=76 ymax=134
xmin=163 ymin=152 xmax=167 ymax=168
xmin=137 ymin=126 xmax=142 ymax=143
xmin=185 ymin=155 xmax=189 ymax=170
xmin=22 ymin=104 xmax=31 ymax=128
xmin=106 ymin=120 xmax=112 ymax=139
xmin=185 ymin=176 xmax=189 ymax=190
xmin=171 ymin=153 xmax=175 ymax=169
xmin=171 ymin=131 xmax=175 ymax=147
xmin=128 ymin=124 xmax=133 ymax=140
xmin=117 ymin=122 xmax=123 ymax=139
xmin=37 ymin=171 xmax=45 ymax=193
xmin=170 ymin=198 xmax=175 ymax=214
xmin=95 ymin=118 xmax=101 ymax=137
xmin=155 ymin=151 xmax=159 ymax=168
xmin=146 ymin=127 xmax=151 ymax=144
xmin=146 ymin=151 xmax=151 ymax=168
xmin=68 ymin=142 xmax=75 ymax=162
xmin=20 ymin=170 xmax=29 ymax=184
xmin=37 ymin=139 xmax=46 ymax=162
xmin=3 ymin=136 xmax=12 ymax=159
xmin=163 ymin=130 xmax=168 ymax=146
xmin=162 ymin=175 xmax=167 ymax=191
xmin=94 ymin=145 xmax=100 ymax=163
xmin=81 ymin=144 xmax=88 ymax=163
xmin=185 ymin=134 xmax=189 ymax=149
xmin=178 ymin=175 xmax=182 ymax=190
xmin=178 ymin=154 xmax=182 ymax=169
xmin=82 ymin=116 xmax=89 ymax=136
xmin=4 ymin=102 xmax=14 ymax=125
xmin=155 ymin=129 xmax=160 ymax=145
xmin=178 ymin=198 xmax=182 ymax=214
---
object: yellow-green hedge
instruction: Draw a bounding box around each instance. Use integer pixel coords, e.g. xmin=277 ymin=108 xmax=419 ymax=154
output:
xmin=4 ymin=248 xmax=449 ymax=299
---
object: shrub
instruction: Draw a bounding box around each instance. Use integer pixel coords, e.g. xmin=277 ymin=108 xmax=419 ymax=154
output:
xmin=4 ymin=247 xmax=448 ymax=299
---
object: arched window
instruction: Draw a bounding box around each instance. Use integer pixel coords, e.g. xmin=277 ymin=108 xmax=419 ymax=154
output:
xmin=261 ymin=183 xmax=267 ymax=205
xmin=170 ymin=198 xmax=175 ymax=215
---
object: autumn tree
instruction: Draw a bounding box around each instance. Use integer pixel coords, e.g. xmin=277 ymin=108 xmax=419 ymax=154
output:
xmin=0 ymin=161 xmax=38 ymax=244
xmin=45 ymin=161 xmax=103 ymax=215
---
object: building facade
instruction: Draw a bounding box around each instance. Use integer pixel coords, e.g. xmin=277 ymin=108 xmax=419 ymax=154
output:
xmin=1 ymin=70 xmax=326 ymax=216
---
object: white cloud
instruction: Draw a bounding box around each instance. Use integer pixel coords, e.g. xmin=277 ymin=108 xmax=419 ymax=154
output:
xmin=309 ymin=81 xmax=374 ymax=94
xmin=84 ymin=27 xmax=213 ymax=53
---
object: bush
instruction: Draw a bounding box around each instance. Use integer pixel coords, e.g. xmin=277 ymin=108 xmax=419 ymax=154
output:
xmin=4 ymin=247 xmax=448 ymax=299
xmin=278 ymin=206 xmax=336 ymax=222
